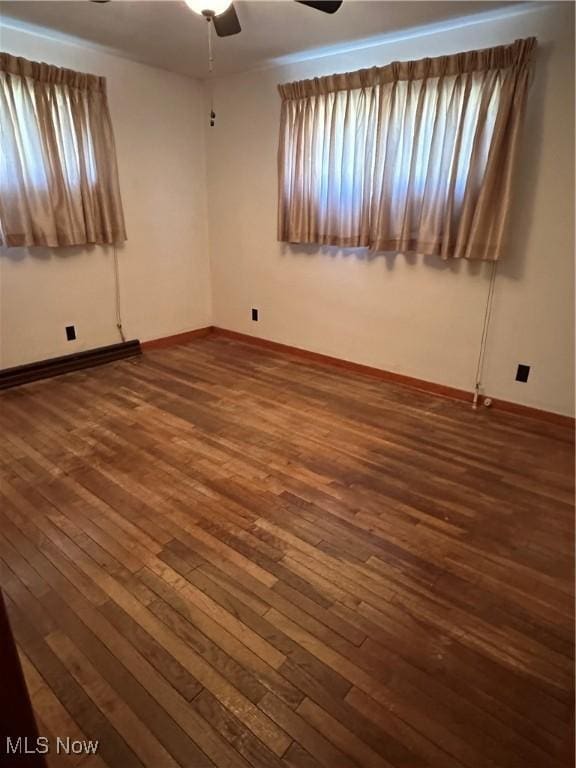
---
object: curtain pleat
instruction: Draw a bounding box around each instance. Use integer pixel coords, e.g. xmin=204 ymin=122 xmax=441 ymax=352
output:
xmin=0 ymin=52 xmax=126 ymax=248
xmin=277 ymin=38 xmax=535 ymax=260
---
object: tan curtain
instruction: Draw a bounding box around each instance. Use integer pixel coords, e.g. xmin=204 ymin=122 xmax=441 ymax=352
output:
xmin=0 ymin=53 xmax=126 ymax=248
xmin=277 ymin=38 xmax=535 ymax=260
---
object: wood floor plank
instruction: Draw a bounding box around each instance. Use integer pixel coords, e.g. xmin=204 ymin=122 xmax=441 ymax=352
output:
xmin=139 ymin=566 xmax=304 ymax=709
xmin=0 ymin=336 xmax=573 ymax=768
xmin=296 ymin=697 xmax=392 ymax=768
xmin=17 ymin=648 xmax=101 ymax=768
xmin=4 ymin=596 xmax=144 ymax=768
xmin=259 ymin=693 xmax=358 ymax=768
xmin=192 ymin=690 xmax=286 ymax=768
xmin=45 ymin=630 xmax=181 ymax=768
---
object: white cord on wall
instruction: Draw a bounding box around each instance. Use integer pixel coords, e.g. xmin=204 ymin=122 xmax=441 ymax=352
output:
xmin=112 ymin=245 xmax=126 ymax=343
xmin=207 ymin=19 xmax=216 ymax=126
xmin=472 ymin=260 xmax=498 ymax=409
xmin=207 ymin=16 xmax=214 ymax=74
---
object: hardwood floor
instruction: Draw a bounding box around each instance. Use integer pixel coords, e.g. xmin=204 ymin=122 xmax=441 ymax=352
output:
xmin=0 ymin=335 xmax=573 ymax=768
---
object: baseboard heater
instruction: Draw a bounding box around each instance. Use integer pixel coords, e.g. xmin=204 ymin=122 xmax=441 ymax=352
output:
xmin=0 ymin=340 xmax=142 ymax=390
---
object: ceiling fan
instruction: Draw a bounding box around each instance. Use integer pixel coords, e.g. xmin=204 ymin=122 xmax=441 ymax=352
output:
xmin=90 ymin=1 xmax=343 ymax=37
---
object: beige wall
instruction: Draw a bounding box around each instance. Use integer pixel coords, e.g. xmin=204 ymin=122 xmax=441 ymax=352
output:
xmin=207 ymin=1 xmax=575 ymax=417
xmin=1 ymin=4 xmax=574 ymax=417
xmin=0 ymin=23 xmax=212 ymax=368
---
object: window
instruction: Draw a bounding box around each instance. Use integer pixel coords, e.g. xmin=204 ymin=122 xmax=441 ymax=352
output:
xmin=0 ymin=52 xmax=126 ymax=248
xmin=277 ymin=38 xmax=535 ymax=261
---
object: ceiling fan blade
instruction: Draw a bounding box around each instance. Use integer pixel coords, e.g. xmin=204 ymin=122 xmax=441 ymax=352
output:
xmin=296 ymin=1 xmax=343 ymax=13
xmin=213 ymin=3 xmax=241 ymax=37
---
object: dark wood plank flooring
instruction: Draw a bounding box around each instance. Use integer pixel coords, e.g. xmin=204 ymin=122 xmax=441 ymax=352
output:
xmin=0 ymin=336 xmax=573 ymax=768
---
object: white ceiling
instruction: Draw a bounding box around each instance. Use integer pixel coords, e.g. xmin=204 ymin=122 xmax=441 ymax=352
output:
xmin=1 ymin=1 xmax=522 ymax=78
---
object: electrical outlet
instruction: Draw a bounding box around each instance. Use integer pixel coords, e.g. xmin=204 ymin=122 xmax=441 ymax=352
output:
xmin=515 ymin=364 xmax=530 ymax=383
xmin=251 ymin=308 xmax=259 ymax=322
xmin=65 ymin=325 xmax=76 ymax=341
